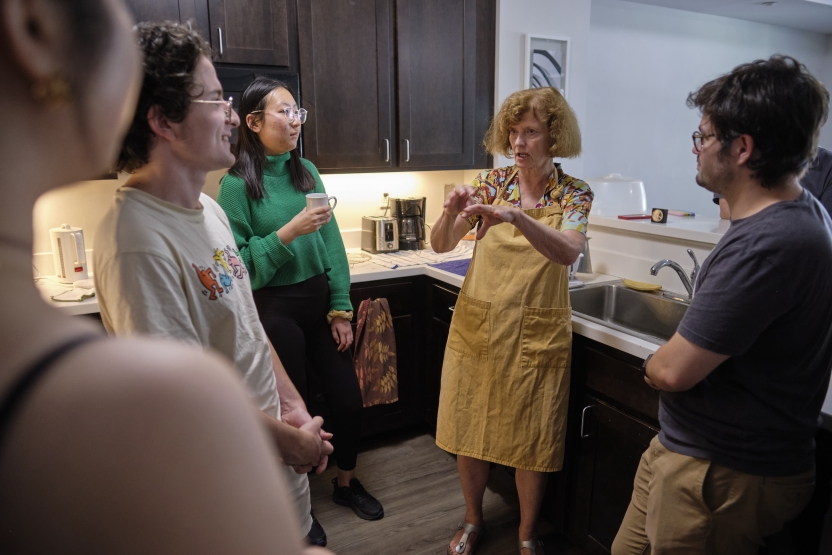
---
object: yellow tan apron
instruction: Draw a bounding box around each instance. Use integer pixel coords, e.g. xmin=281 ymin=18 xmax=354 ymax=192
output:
xmin=435 ymin=177 xmax=572 ymax=472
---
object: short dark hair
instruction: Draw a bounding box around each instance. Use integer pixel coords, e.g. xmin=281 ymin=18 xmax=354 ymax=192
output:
xmin=687 ymin=55 xmax=829 ymax=189
xmin=116 ymin=21 xmax=212 ymax=173
xmin=228 ymin=77 xmax=315 ymax=200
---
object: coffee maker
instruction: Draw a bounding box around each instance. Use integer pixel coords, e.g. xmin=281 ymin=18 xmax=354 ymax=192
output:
xmin=390 ymin=197 xmax=426 ymax=250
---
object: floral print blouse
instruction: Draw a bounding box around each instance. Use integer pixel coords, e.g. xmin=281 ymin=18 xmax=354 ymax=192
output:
xmin=465 ymin=164 xmax=593 ymax=234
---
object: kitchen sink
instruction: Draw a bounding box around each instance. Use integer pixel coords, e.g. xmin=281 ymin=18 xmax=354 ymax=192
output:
xmin=569 ymin=282 xmax=689 ymax=345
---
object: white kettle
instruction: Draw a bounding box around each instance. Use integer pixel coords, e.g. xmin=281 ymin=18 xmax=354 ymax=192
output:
xmin=49 ymin=224 xmax=88 ymax=283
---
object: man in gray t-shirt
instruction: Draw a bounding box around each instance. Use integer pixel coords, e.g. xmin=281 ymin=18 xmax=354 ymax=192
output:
xmin=613 ymin=56 xmax=832 ymax=555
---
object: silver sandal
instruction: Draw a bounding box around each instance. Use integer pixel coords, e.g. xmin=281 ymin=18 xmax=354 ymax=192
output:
xmin=519 ymin=539 xmax=544 ymax=555
xmin=449 ymin=522 xmax=485 ymax=555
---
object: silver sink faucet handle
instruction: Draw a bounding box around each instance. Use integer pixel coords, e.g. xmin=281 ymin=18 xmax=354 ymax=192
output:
xmin=686 ymin=249 xmax=700 ymax=283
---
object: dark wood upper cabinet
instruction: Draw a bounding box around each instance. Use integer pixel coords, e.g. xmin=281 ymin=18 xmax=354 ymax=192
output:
xmin=298 ymin=0 xmax=494 ymax=172
xmin=125 ymin=0 xmax=181 ymax=22
xmin=125 ymin=0 xmax=210 ymax=41
xmin=297 ymin=0 xmax=395 ymax=171
xmin=208 ymin=0 xmax=292 ymax=67
xmin=396 ymin=0 xmax=479 ymax=169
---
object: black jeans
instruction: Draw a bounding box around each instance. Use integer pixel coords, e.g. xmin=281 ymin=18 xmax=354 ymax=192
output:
xmin=253 ymin=273 xmax=362 ymax=471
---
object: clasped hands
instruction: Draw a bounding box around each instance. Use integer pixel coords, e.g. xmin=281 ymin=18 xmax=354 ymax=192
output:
xmin=444 ymin=185 xmax=522 ymax=240
xmin=281 ymin=405 xmax=334 ymax=475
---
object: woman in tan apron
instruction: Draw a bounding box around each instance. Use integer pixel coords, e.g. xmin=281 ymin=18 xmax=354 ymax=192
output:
xmin=431 ymin=87 xmax=592 ymax=555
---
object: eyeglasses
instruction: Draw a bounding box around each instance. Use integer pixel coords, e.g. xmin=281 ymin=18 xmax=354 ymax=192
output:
xmin=251 ymin=107 xmax=308 ymax=124
xmin=692 ymin=131 xmax=716 ymax=152
xmin=192 ymin=96 xmax=234 ymax=121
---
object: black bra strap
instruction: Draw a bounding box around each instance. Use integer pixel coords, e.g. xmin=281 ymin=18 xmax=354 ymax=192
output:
xmin=0 ymin=334 xmax=102 ymax=451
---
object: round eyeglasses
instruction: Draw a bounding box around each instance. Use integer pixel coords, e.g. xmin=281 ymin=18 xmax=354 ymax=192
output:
xmin=192 ymin=96 xmax=234 ymax=121
xmin=691 ymin=131 xmax=716 ymax=153
xmin=251 ymin=107 xmax=308 ymax=125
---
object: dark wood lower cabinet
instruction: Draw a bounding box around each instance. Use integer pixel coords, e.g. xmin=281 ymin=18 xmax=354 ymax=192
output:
xmin=348 ymin=277 xmax=426 ymax=436
xmin=564 ymin=335 xmax=659 ymax=554
xmin=426 ymin=282 xmax=458 ymax=427
xmin=567 ymin=396 xmax=658 ymax=554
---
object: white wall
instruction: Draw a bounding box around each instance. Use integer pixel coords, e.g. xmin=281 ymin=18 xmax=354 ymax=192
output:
xmin=32 ymin=169 xmax=479 ymax=275
xmin=495 ymin=0 xmax=592 ymax=177
xmin=583 ymin=0 xmax=832 ymax=218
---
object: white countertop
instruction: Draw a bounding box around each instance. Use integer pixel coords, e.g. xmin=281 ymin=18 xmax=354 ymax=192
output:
xmin=37 ymin=248 xmax=653 ymax=358
xmin=36 ymin=248 xmax=832 ymax=427
xmin=589 ymin=214 xmax=731 ymax=245
xmin=36 ymin=276 xmax=101 ymax=316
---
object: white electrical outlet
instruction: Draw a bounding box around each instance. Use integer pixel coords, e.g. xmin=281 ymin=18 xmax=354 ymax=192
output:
xmin=379 ymin=192 xmax=389 ymax=211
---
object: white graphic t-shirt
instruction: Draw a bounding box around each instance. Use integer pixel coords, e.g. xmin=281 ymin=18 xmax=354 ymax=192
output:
xmin=94 ymin=187 xmax=311 ymax=532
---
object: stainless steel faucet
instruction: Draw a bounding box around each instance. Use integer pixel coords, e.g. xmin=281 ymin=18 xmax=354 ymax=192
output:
xmin=650 ymin=249 xmax=700 ymax=300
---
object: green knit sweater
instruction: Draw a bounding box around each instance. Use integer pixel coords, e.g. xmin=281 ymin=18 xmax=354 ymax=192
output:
xmin=217 ymin=153 xmax=352 ymax=312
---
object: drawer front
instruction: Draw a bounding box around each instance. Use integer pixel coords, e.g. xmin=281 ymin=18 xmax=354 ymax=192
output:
xmin=574 ymin=336 xmax=660 ymax=422
xmin=431 ymin=283 xmax=459 ymax=326
xmin=350 ymin=281 xmax=413 ymax=317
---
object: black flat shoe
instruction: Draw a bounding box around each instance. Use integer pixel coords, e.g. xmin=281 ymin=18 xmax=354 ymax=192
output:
xmin=332 ymin=478 xmax=384 ymax=520
xmin=304 ymin=511 xmax=327 ymax=546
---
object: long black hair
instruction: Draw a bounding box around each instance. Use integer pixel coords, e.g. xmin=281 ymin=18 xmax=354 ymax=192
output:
xmin=229 ymin=77 xmax=315 ymax=200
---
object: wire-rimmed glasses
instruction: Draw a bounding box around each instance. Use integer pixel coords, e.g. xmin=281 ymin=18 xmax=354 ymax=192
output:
xmin=251 ymin=107 xmax=308 ymax=124
xmin=691 ymin=131 xmax=716 ymax=153
xmin=192 ymin=96 xmax=234 ymax=121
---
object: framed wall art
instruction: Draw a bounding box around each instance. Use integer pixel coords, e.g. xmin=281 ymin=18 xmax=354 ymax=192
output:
xmin=524 ymin=35 xmax=570 ymax=98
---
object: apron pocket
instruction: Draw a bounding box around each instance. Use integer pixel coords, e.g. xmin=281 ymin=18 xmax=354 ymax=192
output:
xmin=446 ymin=292 xmax=490 ymax=361
xmin=521 ymin=306 xmax=572 ymax=368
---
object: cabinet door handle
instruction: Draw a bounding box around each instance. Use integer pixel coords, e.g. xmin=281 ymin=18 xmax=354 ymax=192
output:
xmin=384 ymin=139 xmax=390 ymax=162
xmin=580 ymin=405 xmax=592 ymax=438
xmin=449 ymin=305 xmax=455 ymax=312
xmin=218 ymin=27 xmax=224 ymax=56
xmin=404 ymin=139 xmax=411 ymax=162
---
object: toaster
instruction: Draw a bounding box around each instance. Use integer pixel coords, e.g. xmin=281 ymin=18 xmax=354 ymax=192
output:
xmin=361 ymin=216 xmax=399 ymax=253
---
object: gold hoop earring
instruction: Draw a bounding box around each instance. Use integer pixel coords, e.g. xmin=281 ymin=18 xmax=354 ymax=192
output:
xmin=30 ymin=75 xmax=72 ymax=106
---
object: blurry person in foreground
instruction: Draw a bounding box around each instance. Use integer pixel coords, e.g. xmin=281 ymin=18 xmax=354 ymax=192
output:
xmin=93 ymin=20 xmax=333 ymax=547
xmin=0 ymin=0 xmax=329 ymax=553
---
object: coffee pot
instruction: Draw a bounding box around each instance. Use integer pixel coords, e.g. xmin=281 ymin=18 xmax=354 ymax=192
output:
xmin=390 ymin=197 xmax=426 ymax=250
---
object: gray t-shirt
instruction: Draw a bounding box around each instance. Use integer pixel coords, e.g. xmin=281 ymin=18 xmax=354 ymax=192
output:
xmin=660 ymin=190 xmax=832 ymax=476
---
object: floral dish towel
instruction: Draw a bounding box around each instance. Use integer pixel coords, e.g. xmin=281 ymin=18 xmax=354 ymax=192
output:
xmin=353 ymin=298 xmax=399 ymax=407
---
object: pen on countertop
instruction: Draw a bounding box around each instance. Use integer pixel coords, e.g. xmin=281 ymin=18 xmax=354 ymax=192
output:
xmin=669 ymin=210 xmax=695 ymax=217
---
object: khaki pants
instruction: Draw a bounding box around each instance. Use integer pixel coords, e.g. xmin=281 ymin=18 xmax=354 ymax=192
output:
xmin=611 ymin=436 xmax=815 ymax=555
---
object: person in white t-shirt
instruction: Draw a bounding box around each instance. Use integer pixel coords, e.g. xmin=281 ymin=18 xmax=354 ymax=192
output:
xmin=93 ymin=21 xmax=332 ymax=545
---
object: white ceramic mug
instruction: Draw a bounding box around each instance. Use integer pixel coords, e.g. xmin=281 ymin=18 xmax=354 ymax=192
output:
xmin=306 ymin=193 xmax=337 ymax=211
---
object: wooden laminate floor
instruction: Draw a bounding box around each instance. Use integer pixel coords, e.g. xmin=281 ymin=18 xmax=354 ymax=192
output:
xmin=308 ymin=428 xmax=589 ymax=555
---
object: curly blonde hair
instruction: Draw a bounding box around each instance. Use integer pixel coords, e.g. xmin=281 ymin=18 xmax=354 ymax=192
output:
xmin=483 ymin=87 xmax=582 ymax=159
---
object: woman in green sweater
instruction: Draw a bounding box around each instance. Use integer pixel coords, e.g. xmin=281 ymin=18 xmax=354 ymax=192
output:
xmin=218 ymin=78 xmax=383 ymax=544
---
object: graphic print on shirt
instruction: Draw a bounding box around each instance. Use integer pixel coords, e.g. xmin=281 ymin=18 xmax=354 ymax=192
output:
xmin=192 ymin=244 xmax=248 ymax=301
xmin=224 ymin=247 xmax=246 ymax=279
xmin=192 ymin=263 xmax=223 ymax=300
xmin=213 ymin=248 xmax=231 ymax=273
